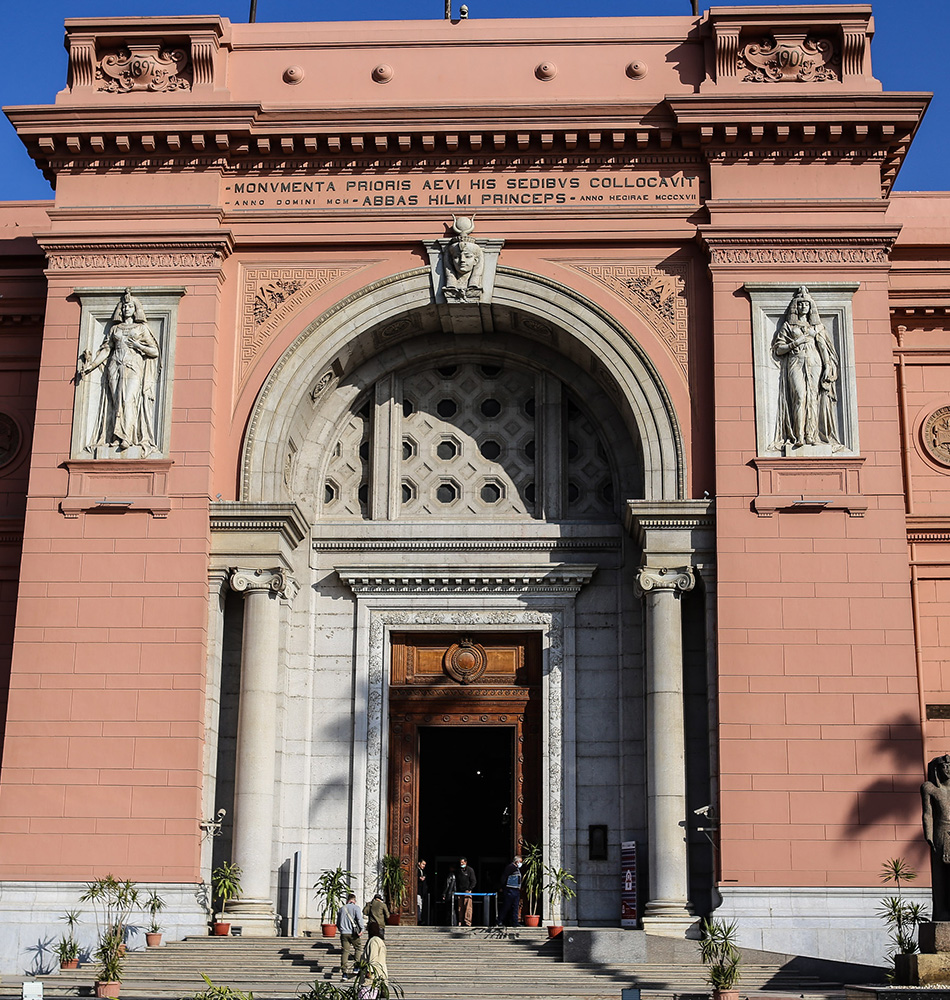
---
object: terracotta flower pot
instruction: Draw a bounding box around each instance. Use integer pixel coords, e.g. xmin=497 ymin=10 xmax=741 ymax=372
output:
xmin=145 ymin=932 xmax=162 ymax=947
xmin=95 ymin=981 xmax=121 ymax=998
xmin=60 ymin=959 xmax=79 ymax=969
xmin=713 ymin=990 xmax=739 ymax=1000
xmin=524 ymin=914 xmax=541 ymax=927
xmin=321 ymin=923 xmax=337 ymax=937
xmin=212 ymin=922 xmax=230 ymax=936
xmin=547 ymin=925 xmax=563 ymax=937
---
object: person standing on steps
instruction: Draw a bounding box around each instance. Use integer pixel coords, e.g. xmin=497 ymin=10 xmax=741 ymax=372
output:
xmin=361 ymin=921 xmax=389 ymax=999
xmin=455 ymin=857 xmax=477 ymax=927
xmin=363 ymin=893 xmax=390 ymax=939
xmin=337 ymin=892 xmax=364 ymax=980
xmin=416 ymin=858 xmax=430 ymax=924
xmin=497 ymin=854 xmax=522 ymax=927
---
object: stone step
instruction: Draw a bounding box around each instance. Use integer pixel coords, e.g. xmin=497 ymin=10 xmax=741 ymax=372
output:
xmin=15 ymin=931 xmax=849 ymax=1000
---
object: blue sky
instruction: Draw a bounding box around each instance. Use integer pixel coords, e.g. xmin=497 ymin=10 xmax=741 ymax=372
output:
xmin=1 ymin=0 xmax=945 ymax=200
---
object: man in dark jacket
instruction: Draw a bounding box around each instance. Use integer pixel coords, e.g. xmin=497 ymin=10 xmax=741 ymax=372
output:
xmin=497 ymin=854 xmax=522 ymax=926
xmin=455 ymin=857 xmax=477 ymax=926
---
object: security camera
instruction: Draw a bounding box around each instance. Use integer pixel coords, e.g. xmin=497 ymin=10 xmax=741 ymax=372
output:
xmin=693 ymin=804 xmax=712 ymax=817
xmin=460 ymin=5 xmax=469 ymax=16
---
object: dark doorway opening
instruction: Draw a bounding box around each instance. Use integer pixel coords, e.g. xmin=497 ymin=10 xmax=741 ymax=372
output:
xmin=418 ymin=726 xmax=514 ymax=924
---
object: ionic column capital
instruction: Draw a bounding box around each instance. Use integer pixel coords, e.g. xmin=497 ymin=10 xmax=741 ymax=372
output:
xmin=229 ymin=567 xmax=298 ymax=601
xmin=635 ymin=565 xmax=695 ymax=596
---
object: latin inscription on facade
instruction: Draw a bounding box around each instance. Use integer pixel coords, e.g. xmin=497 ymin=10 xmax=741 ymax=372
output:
xmin=222 ymin=169 xmax=701 ymax=211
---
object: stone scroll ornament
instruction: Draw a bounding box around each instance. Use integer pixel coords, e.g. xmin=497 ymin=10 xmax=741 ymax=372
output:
xmin=442 ymin=216 xmax=485 ymax=302
xmin=740 ymin=34 xmax=838 ymax=83
xmin=97 ymin=44 xmax=191 ymax=93
xmin=922 ymin=754 xmax=950 ymax=921
xmin=77 ymin=288 xmax=162 ymax=457
xmin=770 ymin=286 xmax=844 ymax=453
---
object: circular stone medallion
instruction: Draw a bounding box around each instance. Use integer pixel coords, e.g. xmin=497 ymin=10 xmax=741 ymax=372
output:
xmin=923 ymin=406 xmax=950 ymax=467
xmin=0 ymin=414 xmax=20 ymax=468
xmin=443 ymin=639 xmax=488 ymax=684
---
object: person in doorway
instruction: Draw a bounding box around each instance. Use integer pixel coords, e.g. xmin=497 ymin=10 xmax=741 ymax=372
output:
xmin=363 ymin=893 xmax=390 ymax=938
xmin=360 ymin=921 xmax=389 ymax=999
xmin=455 ymin=857 xmax=477 ymax=926
xmin=442 ymin=866 xmax=457 ymax=925
xmin=497 ymin=854 xmax=522 ymax=927
xmin=337 ymin=892 xmax=364 ymax=980
xmin=416 ymin=858 xmax=430 ymax=924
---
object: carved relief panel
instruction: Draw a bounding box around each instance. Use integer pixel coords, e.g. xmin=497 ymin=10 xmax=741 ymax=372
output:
xmin=71 ymin=287 xmax=183 ymax=460
xmin=746 ymin=282 xmax=860 ymax=458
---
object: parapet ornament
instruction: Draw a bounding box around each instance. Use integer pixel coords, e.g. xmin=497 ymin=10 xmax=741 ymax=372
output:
xmin=635 ymin=566 xmax=695 ymax=594
xmin=740 ymin=33 xmax=839 ymax=83
xmin=98 ymin=43 xmax=191 ymax=93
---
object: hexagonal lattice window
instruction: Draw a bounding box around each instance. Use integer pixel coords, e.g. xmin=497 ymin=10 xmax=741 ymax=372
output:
xmin=324 ymin=481 xmax=337 ymax=505
xmin=480 ymin=439 xmax=502 ymax=461
xmin=567 ymin=482 xmax=581 ymax=504
xmin=437 ymin=365 xmax=458 ymax=379
xmin=358 ymin=483 xmax=369 ymax=506
xmin=401 ymin=480 xmax=416 ymax=504
xmin=524 ymin=482 xmax=536 ymax=505
xmin=402 ymin=437 xmax=417 ymax=461
xmin=481 ymin=398 xmax=502 ymax=418
xmin=436 ymin=437 xmax=460 ymax=461
xmin=359 ymin=440 xmax=370 ymax=462
xmin=567 ymin=439 xmax=580 ymax=460
xmin=437 ymin=398 xmax=458 ymax=419
xmin=480 ymin=364 xmax=502 ymax=379
xmin=523 ymin=397 xmax=536 ymax=418
xmin=524 ymin=440 xmax=536 ymax=461
xmin=403 ymin=398 xmax=414 ymax=417
xmin=480 ymin=480 xmax=503 ymax=504
xmin=436 ymin=480 xmax=459 ymax=504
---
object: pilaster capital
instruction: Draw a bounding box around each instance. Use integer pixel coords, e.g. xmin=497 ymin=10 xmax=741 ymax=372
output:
xmin=635 ymin=565 xmax=695 ymax=596
xmin=229 ymin=567 xmax=297 ymax=601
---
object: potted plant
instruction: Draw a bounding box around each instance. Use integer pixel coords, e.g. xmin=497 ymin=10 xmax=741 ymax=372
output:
xmin=379 ymin=855 xmax=407 ymax=925
xmin=313 ymin=865 xmax=352 ymax=937
xmin=700 ymin=917 xmax=742 ymax=1000
xmin=55 ymin=909 xmax=81 ymax=969
xmin=544 ymin=865 xmax=576 ymax=938
xmin=520 ymin=842 xmax=544 ymax=926
xmin=79 ymin=875 xmax=141 ymax=997
xmin=144 ymin=890 xmax=166 ymax=947
xmin=211 ymin=862 xmax=243 ymax=936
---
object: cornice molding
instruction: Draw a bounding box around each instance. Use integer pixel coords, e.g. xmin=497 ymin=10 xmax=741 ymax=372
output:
xmin=336 ymin=563 xmax=597 ymax=595
xmin=313 ymin=537 xmax=619 ymax=553
xmin=37 ymin=235 xmax=234 ymax=272
xmin=210 ymin=501 xmax=309 ymax=548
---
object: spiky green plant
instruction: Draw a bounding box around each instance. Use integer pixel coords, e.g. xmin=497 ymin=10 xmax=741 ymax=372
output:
xmin=700 ymin=917 xmax=742 ymax=992
xmin=878 ymin=857 xmax=927 ymax=968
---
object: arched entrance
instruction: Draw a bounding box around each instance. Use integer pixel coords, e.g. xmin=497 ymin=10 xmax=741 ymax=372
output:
xmin=215 ymin=266 xmax=711 ymax=937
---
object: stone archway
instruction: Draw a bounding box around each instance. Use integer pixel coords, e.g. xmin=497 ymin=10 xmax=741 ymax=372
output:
xmin=240 ymin=266 xmax=686 ymax=506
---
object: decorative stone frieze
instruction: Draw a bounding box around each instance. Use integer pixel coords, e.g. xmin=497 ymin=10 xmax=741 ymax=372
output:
xmin=705 ymin=240 xmax=891 ymax=266
xmin=336 ymin=564 xmax=596 ymax=596
xmin=42 ymin=238 xmax=231 ymax=273
xmin=239 ymin=264 xmax=373 ymax=386
xmin=563 ymin=262 xmax=689 ymax=376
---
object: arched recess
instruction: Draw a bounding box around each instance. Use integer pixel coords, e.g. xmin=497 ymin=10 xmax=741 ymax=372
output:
xmin=240 ymin=266 xmax=686 ymax=505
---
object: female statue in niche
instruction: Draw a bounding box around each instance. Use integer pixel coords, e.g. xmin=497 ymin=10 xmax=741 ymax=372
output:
xmin=78 ymin=288 xmax=161 ymax=456
xmin=770 ymin=286 xmax=843 ymax=452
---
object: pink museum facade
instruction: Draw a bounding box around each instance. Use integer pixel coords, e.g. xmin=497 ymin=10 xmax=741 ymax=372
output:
xmin=0 ymin=4 xmax=947 ymax=972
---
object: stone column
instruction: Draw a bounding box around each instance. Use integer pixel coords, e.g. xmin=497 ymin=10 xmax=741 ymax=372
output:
xmin=636 ymin=564 xmax=696 ymax=936
xmin=223 ymin=566 xmax=296 ymax=936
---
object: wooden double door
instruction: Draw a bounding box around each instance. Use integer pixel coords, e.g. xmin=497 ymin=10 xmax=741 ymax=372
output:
xmin=387 ymin=631 xmax=541 ymax=923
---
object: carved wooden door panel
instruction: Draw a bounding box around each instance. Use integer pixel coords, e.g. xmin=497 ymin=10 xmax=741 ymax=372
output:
xmin=387 ymin=632 xmax=541 ymax=924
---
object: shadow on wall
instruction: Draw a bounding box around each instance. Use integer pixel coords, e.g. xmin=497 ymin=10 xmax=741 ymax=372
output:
xmin=25 ymin=936 xmax=55 ymax=976
xmin=845 ymin=711 xmax=926 ymax=856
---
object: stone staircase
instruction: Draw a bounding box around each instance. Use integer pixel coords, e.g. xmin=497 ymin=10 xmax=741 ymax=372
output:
xmin=15 ymin=926 xmax=850 ymax=1000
